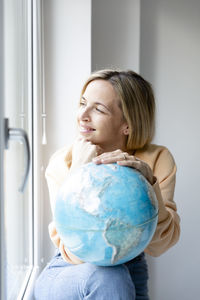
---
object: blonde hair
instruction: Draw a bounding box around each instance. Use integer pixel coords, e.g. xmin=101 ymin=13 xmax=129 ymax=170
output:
xmin=80 ymin=69 xmax=155 ymax=150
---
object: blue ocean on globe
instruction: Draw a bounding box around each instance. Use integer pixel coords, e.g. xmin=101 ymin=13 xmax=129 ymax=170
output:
xmin=54 ymin=163 xmax=158 ymax=266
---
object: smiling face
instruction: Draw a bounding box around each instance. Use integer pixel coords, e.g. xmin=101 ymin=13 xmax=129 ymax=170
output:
xmin=77 ymin=79 xmax=129 ymax=152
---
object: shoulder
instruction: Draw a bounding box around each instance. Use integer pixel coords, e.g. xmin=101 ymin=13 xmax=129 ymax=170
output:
xmin=49 ymin=145 xmax=71 ymax=163
xmin=135 ymin=144 xmax=176 ymax=180
xmin=45 ymin=145 xmax=72 ymax=179
xmin=136 ymin=144 xmax=175 ymax=163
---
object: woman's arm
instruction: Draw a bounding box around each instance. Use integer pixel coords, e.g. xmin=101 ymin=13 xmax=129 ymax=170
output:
xmin=45 ymin=139 xmax=102 ymax=263
xmin=93 ymin=145 xmax=180 ymax=256
xmin=46 ymin=143 xmax=180 ymax=260
xmin=143 ymin=147 xmax=180 ymax=256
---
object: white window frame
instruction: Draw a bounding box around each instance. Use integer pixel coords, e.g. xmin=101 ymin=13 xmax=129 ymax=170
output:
xmin=23 ymin=0 xmax=45 ymax=298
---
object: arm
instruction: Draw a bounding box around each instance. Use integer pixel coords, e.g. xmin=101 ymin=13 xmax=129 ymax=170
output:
xmin=144 ymin=148 xmax=180 ymax=256
xmin=93 ymin=145 xmax=180 ymax=256
xmin=45 ymin=139 xmax=102 ymax=211
xmin=46 ymin=139 xmax=102 ymax=264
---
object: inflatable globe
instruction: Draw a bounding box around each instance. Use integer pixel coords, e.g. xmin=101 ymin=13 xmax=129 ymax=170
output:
xmin=54 ymin=163 xmax=158 ymax=266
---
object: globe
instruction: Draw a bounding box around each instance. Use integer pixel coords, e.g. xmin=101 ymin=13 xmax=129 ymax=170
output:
xmin=54 ymin=163 xmax=158 ymax=266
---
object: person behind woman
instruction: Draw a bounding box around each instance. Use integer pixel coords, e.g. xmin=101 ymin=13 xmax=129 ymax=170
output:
xmin=34 ymin=69 xmax=180 ymax=300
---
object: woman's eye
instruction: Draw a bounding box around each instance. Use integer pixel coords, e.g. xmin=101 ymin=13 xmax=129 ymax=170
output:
xmin=95 ymin=107 xmax=104 ymax=113
xmin=80 ymin=102 xmax=86 ymax=106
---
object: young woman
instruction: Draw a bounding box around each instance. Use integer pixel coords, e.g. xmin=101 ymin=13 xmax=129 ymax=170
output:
xmin=34 ymin=70 xmax=180 ymax=300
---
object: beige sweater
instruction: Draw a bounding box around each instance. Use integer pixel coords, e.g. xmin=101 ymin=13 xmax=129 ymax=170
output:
xmin=46 ymin=144 xmax=180 ymax=264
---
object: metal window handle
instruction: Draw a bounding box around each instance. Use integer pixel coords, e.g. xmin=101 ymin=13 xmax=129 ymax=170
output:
xmin=4 ymin=118 xmax=30 ymax=193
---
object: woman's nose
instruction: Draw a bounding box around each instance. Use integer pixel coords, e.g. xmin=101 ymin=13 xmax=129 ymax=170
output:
xmin=79 ymin=106 xmax=91 ymax=121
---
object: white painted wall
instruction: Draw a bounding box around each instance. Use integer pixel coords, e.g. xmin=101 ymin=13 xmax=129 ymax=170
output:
xmin=43 ymin=0 xmax=200 ymax=298
xmin=43 ymin=0 xmax=91 ymax=152
xmin=42 ymin=0 xmax=92 ymax=262
xmin=140 ymin=0 xmax=200 ymax=299
xmin=92 ymin=0 xmax=140 ymax=72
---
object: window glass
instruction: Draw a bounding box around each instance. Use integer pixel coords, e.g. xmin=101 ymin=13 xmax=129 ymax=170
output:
xmin=4 ymin=0 xmax=33 ymax=298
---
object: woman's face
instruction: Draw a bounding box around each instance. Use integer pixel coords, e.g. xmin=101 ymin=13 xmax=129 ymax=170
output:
xmin=77 ymin=79 xmax=128 ymax=152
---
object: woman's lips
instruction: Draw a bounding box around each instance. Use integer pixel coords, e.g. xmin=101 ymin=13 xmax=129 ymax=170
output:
xmin=79 ymin=125 xmax=96 ymax=133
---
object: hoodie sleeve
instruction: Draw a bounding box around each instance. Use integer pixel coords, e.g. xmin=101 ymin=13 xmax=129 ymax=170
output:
xmin=45 ymin=146 xmax=80 ymax=264
xmin=45 ymin=146 xmax=71 ymax=213
xmin=143 ymin=147 xmax=180 ymax=256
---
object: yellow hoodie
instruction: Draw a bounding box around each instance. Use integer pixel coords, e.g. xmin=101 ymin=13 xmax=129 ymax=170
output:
xmin=46 ymin=144 xmax=180 ymax=264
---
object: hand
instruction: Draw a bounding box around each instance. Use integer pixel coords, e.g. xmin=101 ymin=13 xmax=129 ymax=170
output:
xmin=70 ymin=137 xmax=103 ymax=172
xmin=93 ymin=149 xmax=156 ymax=185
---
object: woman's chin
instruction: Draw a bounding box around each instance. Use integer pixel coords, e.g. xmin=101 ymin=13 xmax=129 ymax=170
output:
xmin=79 ymin=136 xmax=94 ymax=144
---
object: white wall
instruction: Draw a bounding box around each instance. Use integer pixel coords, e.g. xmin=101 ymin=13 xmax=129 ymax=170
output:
xmin=140 ymin=0 xmax=200 ymax=299
xmin=43 ymin=0 xmax=200 ymax=298
xmin=92 ymin=0 xmax=140 ymax=72
xmin=43 ymin=0 xmax=91 ymax=152
xmin=42 ymin=0 xmax=92 ymax=262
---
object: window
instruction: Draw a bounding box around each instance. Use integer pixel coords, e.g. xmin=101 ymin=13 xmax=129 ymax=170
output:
xmin=0 ymin=0 xmax=44 ymax=298
xmin=3 ymin=0 xmax=33 ymax=298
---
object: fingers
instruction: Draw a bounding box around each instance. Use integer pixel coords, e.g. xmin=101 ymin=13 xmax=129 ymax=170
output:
xmin=92 ymin=150 xmax=154 ymax=185
xmin=93 ymin=149 xmax=135 ymax=164
xmin=93 ymin=155 xmax=145 ymax=177
xmin=71 ymin=139 xmax=101 ymax=170
xmin=117 ymin=160 xmax=155 ymax=185
xmin=75 ymin=136 xmax=103 ymax=156
xmin=117 ymin=159 xmax=141 ymax=169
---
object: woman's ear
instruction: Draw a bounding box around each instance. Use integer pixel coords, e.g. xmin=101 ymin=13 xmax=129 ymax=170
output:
xmin=123 ymin=125 xmax=129 ymax=135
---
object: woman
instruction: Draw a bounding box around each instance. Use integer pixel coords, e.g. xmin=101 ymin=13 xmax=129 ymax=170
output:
xmin=34 ymin=70 xmax=180 ymax=299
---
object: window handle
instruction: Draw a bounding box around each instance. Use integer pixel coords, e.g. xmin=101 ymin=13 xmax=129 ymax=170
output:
xmin=4 ymin=118 xmax=30 ymax=193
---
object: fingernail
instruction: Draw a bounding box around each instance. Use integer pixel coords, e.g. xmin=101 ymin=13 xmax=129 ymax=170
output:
xmin=93 ymin=158 xmax=101 ymax=164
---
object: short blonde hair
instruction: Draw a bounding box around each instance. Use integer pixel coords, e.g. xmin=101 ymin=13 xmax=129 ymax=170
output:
xmin=80 ymin=69 xmax=155 ymax=150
